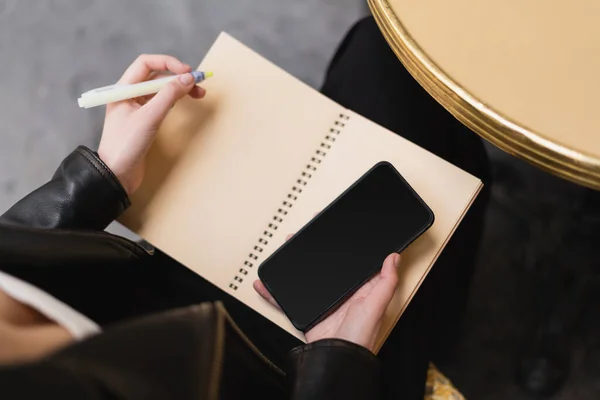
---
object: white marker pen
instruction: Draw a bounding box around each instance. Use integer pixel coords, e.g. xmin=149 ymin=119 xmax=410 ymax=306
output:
xmin=77 ymin=71 xmax=212 ymax=109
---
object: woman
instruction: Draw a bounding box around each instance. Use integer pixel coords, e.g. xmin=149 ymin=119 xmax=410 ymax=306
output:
xmin=0 ymin=17 xmax=490 ymax=399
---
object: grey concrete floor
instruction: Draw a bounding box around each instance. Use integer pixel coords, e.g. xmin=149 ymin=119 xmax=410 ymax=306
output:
xmin=1 ymin=1 xmax=599 ymax=399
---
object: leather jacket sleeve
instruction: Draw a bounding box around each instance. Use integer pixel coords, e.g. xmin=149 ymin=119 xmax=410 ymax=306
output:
xmin=0 ymin=146 xmax=129 ymax=230
xmin=287 ymin=339 xmax=383 ymax=400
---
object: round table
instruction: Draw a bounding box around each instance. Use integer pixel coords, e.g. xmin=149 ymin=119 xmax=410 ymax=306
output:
xmin=368 ymin=0 xmax=600 ymax=189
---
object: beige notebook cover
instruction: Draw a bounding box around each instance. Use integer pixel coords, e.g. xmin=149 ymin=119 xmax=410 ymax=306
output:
xmin=120 ymin=32 xmax=482 ymax=352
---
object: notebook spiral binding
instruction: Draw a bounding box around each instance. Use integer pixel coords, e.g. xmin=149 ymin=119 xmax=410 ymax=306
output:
xmin=228 ymin=112 xmax=351 ymax=291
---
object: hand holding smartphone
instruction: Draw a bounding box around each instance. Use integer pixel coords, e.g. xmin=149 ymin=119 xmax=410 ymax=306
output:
xmin=256 ymin=162 xmax=434 ymax=336
xmin=254 ymin=251 xmax=401 ymax=352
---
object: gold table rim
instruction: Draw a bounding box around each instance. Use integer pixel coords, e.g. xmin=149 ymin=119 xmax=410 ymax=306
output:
xmin=368 ymin=0 xmax=600 ymax=190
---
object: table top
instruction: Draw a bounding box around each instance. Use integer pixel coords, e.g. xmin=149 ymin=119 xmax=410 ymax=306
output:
xmin=368 ymin=0 xmax=600 ymax=189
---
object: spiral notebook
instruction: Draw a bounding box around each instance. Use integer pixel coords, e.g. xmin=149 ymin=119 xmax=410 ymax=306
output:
xmin=119 ymin=32 xmax=482 ymax=352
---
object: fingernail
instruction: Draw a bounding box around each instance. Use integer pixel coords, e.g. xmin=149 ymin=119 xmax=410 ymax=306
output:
xmin=179 ymin=73 xmax=193 ymax=85
xmin=393 ymin=253 xmax=401 ymax=268
xmin=198 ymin=87 xmax=206 ymax=97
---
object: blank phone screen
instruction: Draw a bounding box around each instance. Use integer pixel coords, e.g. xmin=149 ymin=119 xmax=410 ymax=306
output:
xmin=257 ymin=162 xmax=434 ymax=331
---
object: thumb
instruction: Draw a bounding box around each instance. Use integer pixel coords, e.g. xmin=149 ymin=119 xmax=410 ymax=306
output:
xmin=141 ymin=73 xmax=196 ymax=128
xmin=363 ymin=253 xmax=400 ymax=316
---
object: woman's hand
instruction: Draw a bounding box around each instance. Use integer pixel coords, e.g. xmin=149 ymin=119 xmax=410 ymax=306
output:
xmin=98 ymin=54 xmax=206 ymax=196
xmin=253 ymin=233 xmax=400 ymax=353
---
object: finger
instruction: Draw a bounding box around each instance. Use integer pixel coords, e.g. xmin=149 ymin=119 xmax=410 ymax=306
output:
xmin=140 ymin=73 xmax=196 ymax=128
xmin=147 ymin=71 xmax=202 ymax=95
xmin=136 ymin=93 xmax=156 ymax=106
xmin=362 ymin=253 xmax=399 ymax=315
xmin=137 ymin=73 xmax=199 ymax=105
xmin=146 ymin=70 xmax=168 ymax=81
xmin=383 ymin=253 xmax=402 ymax=274
xmin=253 ymin=280 xmax=281 ymax=310
xmin=189 ymin=86 xmax=206 ymax=99
xmin=118 ymin=54 xmax=191 ymax=84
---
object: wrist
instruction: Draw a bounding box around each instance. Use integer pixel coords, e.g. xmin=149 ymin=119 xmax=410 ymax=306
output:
xmin=95 ymin=148 xmax=134 ymax=197
xmin=306 ymin=326 xmax=376 ymax=353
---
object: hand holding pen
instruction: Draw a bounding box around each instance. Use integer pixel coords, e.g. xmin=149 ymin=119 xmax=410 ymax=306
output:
xmin=96 ymin=54 xmax=209 ymax=195
xmin=78 ymin=56 xmax=212 ymax=108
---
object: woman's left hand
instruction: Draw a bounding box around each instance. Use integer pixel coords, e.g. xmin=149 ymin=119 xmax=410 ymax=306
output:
xmin=98 ymin=54 xmax=206 ymax=196
xmin=253 ymin=233 xmax=400 ymax=353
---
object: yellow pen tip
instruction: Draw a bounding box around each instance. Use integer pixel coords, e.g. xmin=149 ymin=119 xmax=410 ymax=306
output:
xmin=205 ymin=71 xmax=213 ymax=78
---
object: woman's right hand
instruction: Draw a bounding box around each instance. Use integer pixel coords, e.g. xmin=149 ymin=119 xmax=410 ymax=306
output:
xmin=98 ymin=54 xmax=206 ymax=196
xmin=253 ymin=237 xmax=400 ymax=353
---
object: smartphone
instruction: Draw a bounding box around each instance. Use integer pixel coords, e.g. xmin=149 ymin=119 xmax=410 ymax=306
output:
xmin=257 ymin=161 xmax=434 ymax=332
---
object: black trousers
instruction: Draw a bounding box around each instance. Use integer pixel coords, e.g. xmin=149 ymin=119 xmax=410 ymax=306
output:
xmin=28 ymin=17 xmax=490 ymax=400
xmin=88 ymin=17 xmax=491 ymax=399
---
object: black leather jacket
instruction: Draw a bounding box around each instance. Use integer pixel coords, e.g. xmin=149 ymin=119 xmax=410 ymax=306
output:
xmin=0 ymin=146 xmax=383 ymax=400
